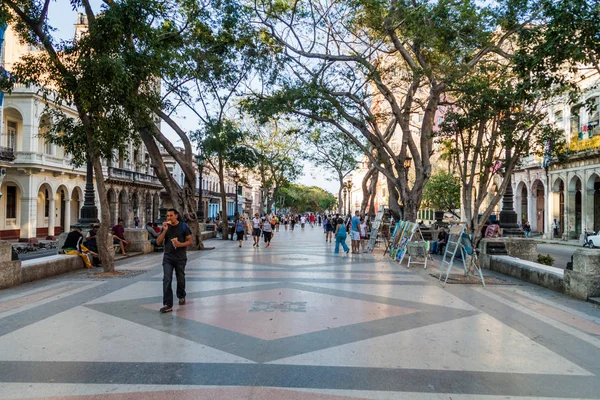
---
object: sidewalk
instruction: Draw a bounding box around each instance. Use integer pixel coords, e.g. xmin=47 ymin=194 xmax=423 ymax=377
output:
xmin=1 ymin=230 xmax=599 ymax=399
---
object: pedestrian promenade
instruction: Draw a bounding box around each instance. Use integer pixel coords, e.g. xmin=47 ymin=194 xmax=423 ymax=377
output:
xmin=1 ymin=228 xmax=600 ymax=399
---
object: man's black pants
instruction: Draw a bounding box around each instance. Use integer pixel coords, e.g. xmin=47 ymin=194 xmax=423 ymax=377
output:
xmin=163 ymin=258 xmax=186 ymax=308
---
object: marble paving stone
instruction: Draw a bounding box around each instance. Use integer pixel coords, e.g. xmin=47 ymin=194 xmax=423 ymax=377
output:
xmin=141 ymin=287 xmax=419 ymax=340
xmin=182 ymin=271 xmax=425 ymax=281
xmin=270 ymin=313 xmax=593 ymax=376
xmin=0 ymin=307 xmax=252 ymax=364
xmin=305 ymin=283 xmax=477 ymax=311
xmin=87 ymin=280 xmax=272 ymax=305
xmin=0 ymin=383 xmax=597 ymax=400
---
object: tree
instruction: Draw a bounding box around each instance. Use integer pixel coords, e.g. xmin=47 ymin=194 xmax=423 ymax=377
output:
xmin=245 ymin=120 xmax=303 ymax=213
xmin=0 ymin=0 xmax=180 ymax=271
xmin=303 ymin=127 xmax=361 ymax=214
xmin=278 ymin=184 xmax=336 ymax=214
xmin=248 ymin=0 xmax=542 ymax=221
xmin=422 ymin=171 xmax=461 ymax=218
xmin=437 ymin=61 xmax=566 ymax=249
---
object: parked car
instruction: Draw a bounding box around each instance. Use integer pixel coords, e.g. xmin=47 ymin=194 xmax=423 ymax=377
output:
xmin=583 ymin=231 xmax=600 ymax=248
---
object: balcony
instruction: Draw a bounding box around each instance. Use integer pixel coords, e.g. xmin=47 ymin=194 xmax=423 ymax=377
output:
xmin=0 ymin=146 xmax=15 ymax=162
xmin=107 ymin=167 xmax=162 ymax=187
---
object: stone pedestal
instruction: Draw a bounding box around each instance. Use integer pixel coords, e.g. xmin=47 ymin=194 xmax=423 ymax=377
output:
xmin=0 ymin=241 xmax=21 ymax=289
xmin=124 ymin=229 xmax=152 ymax=254
xmin=479 ymin=239 xmax=508 ymax=270
xmin=198 ymin=222 xmax=207 ymax=233
xmin=503 ymin=238 xmax=538 ymax=262
xmin=564 ymin=249 xmax=600 ymax=300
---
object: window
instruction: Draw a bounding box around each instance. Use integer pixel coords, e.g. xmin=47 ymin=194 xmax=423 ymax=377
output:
xmin=554 ymin=110 xmax=563 ymax=124
xmin=437 ymin=116 xmax=443 ymax=126
xmin=570 ymin=105 xmax=581 ymax=136
xmin=7 ymin=121 xmax=17 ymax=151
xmin=6 ymin=186 xmax=16 ymax=219
xmin=589 ymin=97 xmax=600 ymax=137
xmin=45 ymin=140 xmax=53 ymax=155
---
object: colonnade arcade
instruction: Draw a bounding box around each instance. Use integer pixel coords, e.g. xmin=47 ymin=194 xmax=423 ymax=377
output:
xmin=514 ymin=168 xmax=600 ymax=238
xmin=106 ymin=187 xmax=160 ymax=228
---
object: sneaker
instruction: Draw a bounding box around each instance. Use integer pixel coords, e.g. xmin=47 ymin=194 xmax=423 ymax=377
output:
xmin=159 ymin=306 xmax=173 ymax=313
xmin=178 ymin=298 xmax=186 ymax=306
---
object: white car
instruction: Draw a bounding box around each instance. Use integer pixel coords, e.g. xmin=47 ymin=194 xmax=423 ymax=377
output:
xmin=583 ymin=231 xmax=600 ymax=248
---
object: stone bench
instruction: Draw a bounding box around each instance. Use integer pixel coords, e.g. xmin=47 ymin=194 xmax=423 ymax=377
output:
xmin=489 ymin=255 xmax=565 ymax=292
xmin=20 ymin=254 xmax=85 ymax=284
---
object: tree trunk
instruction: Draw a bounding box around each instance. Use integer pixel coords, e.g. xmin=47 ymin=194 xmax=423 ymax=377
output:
xmin=139 ymin=127 xmax=203 ymax=249
xmin=360 ymin=166 xmax=375 ymax=216
xmin=386 ymin=178 xmax=402 ymax=220
xmin=88 ymin=145 xmax=115 ymax=272
xmin=367 ymin=169 xmax=379 ymax=218
xmin=337 ymin=173 xmax=344 ymax=214
xmin=218 ymin=157 xmax=230 ymax=240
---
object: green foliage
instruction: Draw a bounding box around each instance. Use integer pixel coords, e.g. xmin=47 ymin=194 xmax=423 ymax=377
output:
xmin=537 ymin=254 xmax=555 ymax=266
xmin=278 ymin=184 xmax=337 ymax=213
xmin=422 ymin=171 xmax=461 ymax=216
xmin=197 ymin=118 xmax=256 ymax=170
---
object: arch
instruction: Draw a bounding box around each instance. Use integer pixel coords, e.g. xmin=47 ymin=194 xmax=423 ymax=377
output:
xmin=118 ymin=189 xmax=129 ymax=226
xmin=55 ymin=185 xmax=69 ymax=233
xmin=70 ymin=186 xmax=83 ymax=226
xmin=36 ymin=181 xmax=55 ymax=196
xmin=107 ymin=188 xmax=118 ymax=226
xmin=144 ymin=191 xmax=152 ymax=225
xmin=568 ymin=175 xmax=582 ymax=192
xmin=531 ymin=179 xmax=545 ymax=233
xmin=515 ymin=181 xmax=528 ymax=226
xmin=38 ymin=113 xmax=53 ymax=155
xmin=131 ymin=190 xmax=140 ymax=227
xmin=568 ymin=175 xmax=582 ymax=237
xmin=3 ymin=107 xmax=24 ymax=151
xmin=552 ymin=177 xmax=564 ymax=193
xmin=587 ymin=173 xmax=600 ymax=232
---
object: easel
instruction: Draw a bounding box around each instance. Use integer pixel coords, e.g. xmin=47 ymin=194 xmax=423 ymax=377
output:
xmin=367 ymin=206 xmax=385 ymax=252
xmin=388 ymin=221 xmax=418 ymax=265
xmin=439 ymin=224 xmax=485 ymax=286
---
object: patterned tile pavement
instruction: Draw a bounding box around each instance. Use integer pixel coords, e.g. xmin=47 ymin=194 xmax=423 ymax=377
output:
xmin=1 ymin=228 xmax=600 ymax=399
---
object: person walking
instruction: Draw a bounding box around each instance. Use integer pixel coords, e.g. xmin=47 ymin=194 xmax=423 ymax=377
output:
xmin=325 ymin=215 xmax=334 ymax=242
xmin=523 ymin=221 xmax=531 ymax=238
xmin=235 ymin=216 xmax=246 ymax=247
xmin=553 ymin=219 xmax=559 ymax=238
xmin=359 ymin=217 xmax=368 ymax=252
xmin=262 ymin=217 xmax=273 ymax=248
xmin=334 ymin=217 xmax=350 ymax=254
xmin=290 ymin=215 xmax=296 ymax=231
xmin=251 ymin=213 xmax=262 ymax=247
xmin=156 ymin=209 xmax=192 ymax=313
xmin=350 ymin=210 xmax=361 ymax=254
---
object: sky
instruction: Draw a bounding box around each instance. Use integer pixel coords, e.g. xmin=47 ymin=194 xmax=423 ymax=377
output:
xmin=45 ymin=1 xmax=339 ymax=194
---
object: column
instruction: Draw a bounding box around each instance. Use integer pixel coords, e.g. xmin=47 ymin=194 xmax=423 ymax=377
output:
xmin=47 ymin=197 xmax=55 ymax=238
xmin=64 ymin=198 xmax=71 ymax=232
xmin=19 ymin=197 xmax=36 ymax=241
xmin=528 ymin=188 xmax=536 ymax=230
xmin=545 ymin=181 xmax=552 ymax=239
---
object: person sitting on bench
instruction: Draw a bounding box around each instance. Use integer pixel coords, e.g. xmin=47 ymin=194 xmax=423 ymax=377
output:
xmin=63 ymin=226 xmax=96 ymax=269
xmin=430 ymin=227 xmax=449 ymax=255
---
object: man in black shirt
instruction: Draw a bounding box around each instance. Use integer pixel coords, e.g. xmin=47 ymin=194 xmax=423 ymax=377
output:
xmin=156 ymin=208 xmax=192 ymax=313
xmin=62 ymin=226 xmax=96 ymax=269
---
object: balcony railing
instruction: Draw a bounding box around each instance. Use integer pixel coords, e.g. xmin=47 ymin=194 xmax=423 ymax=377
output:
xmin=107 ymin=167 xmax=161 ymax=185
xmin=0 ymin=146 xmax=15 ymax=162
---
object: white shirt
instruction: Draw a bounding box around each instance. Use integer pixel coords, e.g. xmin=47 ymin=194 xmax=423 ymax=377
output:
xmin=252 ymin=218 xmax=261 ymax=229
xmin=301 ymin=216 xmax=306 ymax=224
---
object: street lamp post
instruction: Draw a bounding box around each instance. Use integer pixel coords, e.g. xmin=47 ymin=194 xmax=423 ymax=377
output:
xmin=499 ymin=148 xmax=524 ymax=237
xmin=346 ymin=180 xmax=353 ymax=215
xmin=195 ymin=152 xmax=204 ymax=222
xmin=75 ymin=155 xmax=99 ymax=228
xmin=342 ymin=187 xmax=348 ymax=215
xmin=233 ymin=172 xmax=240 ymax=219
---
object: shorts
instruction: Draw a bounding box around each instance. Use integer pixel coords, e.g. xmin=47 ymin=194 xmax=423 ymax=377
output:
xmin=326 ymin=225 xmax=334 ymax=232
xmin=350 ymin=231 xmax=361 ymax=241
xmin=360 ymin=235 xmax=367 ymax=240
xmin=113 ymin=238 xmax=122 ymax=245
xmin=263 ymin=232 xmax=272 ymax=242
xmin=236 ymin=231 xmax=244 ymax=241
xmin=252 ymin=228 xmax=261 ymax=237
